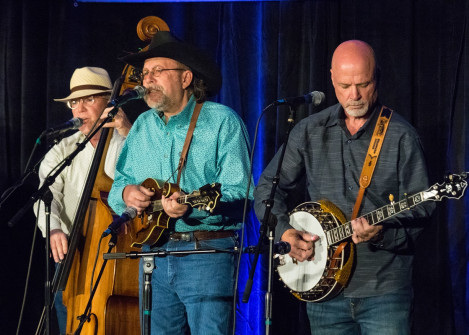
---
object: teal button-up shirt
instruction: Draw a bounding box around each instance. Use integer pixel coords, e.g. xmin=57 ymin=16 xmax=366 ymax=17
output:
xmin=108 ymin=96 xmax=253 ymax=232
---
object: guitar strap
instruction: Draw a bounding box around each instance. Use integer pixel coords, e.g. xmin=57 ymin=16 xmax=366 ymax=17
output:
xmin=176 ymin=102 xmax=203 ymax=185
xmin=351 ymin=106 xmax=393 ymax=219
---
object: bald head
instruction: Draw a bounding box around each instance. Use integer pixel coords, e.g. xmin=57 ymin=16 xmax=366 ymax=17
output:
xmin=331 ymin=40 xmax=376 ymax=79
xmin=330 ymin=40 xmax=378 ymax=118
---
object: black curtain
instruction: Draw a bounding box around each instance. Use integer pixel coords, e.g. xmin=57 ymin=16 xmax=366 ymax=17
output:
xmin=1 ymin=1 xmax=468 ymax=334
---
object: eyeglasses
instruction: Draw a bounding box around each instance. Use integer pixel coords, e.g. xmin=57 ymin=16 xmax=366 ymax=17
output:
xmin=67 ymin=96 xmax=105 ymax=109
xmin=140 ymin=68 xmax=186 ymax=81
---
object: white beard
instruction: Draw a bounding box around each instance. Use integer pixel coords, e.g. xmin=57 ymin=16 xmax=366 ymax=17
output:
xmin=344 ymin=105 xmax=368 ymax=117
xmin=344 ymin=99 xmax=372 ymax=117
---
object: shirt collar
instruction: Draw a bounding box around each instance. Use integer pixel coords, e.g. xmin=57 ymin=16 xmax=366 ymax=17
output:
xmin=324 ymin=104 xmax=343 ymax=128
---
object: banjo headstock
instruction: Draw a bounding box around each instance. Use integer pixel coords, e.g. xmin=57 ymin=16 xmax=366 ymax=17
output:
xmin=422 ymin=172 xmax=468 ymax=202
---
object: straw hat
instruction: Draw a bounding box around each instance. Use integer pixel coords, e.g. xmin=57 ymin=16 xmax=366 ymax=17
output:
xmin=54 ymin=67 xmax=112 ymax=101
xmin=120 ymin=31 xmax=222 ymax=96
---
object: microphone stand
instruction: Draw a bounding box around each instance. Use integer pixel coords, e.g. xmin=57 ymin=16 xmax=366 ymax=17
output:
xmin=103 ymin=248 xmax=236 ymax=335
xmin=9 ymin=108 xmax=117 ymax=335
xmin=1 ymin=127 xmax=81 ymax=335
xmin=242 ymin=104 xmax=297 ymax=335
xmin=42 ymin=188 xmax=53 ymax=335
xmin=7 ymin=107 xmax=119 ymax=228
xmin=142 ymin=255 xmax=154 ymax=335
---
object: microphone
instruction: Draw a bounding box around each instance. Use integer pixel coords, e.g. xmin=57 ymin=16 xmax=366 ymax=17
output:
xmin=46 ymin=117 xmax=83 ymax=134
xmin=274 ymin=91 xmax=325 ymax=106
xmin=108 ymin=86 xmax=146 ymax=107
xmin=243 ymin=241 xmax=291 ymax=255
xmin=272 ymin=241 xmax=291 ymax=255
xmin=102 ymin=207 xmax=137 ymax=237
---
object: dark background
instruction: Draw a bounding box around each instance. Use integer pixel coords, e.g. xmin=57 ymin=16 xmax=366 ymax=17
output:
xmin=1 ymin=0 xmax=468 ymax=334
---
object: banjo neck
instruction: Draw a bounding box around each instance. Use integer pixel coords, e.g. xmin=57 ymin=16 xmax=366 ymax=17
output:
xmin=326 ymin=190 xmax=429 ymax=246
xmin=325 ymin=173 xmax=468 ymax=246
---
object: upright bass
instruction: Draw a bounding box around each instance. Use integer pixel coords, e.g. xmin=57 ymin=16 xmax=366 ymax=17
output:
xmin=38 ymin=16 xmax=170 ymax=335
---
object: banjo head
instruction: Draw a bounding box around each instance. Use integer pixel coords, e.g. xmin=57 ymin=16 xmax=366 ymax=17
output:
xmin=277 ymin=209 xmax=329 ymax=292
xmin=276 ymin=201 xmax=352 ymax=302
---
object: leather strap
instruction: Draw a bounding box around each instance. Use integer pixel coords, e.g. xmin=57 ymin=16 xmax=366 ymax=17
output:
xmin=351 ymin=106 xmax=393 ymax=219
xmin=176 ymin=102 xmax=203 ymax=185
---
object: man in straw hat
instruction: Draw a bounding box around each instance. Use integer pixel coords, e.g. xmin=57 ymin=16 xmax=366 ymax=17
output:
xmin=108 ymin=31 xmax=253 ymax=334
xmin=34 ymin=66 xmax=131 ymax=334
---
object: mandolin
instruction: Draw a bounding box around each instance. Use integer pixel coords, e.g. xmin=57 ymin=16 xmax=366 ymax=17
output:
xmin=130 ymin=178 xmax=222 ymax=248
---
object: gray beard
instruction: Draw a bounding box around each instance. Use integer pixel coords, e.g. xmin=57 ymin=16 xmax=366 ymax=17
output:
xmin=144 ymin=91 xmax=173 ymax=112
xmin=344 ymin=102 xmax=370 ymax=117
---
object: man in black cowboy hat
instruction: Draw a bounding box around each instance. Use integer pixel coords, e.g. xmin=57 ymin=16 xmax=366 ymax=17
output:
xmin=108 ymin=31 xmax=253 ymax=335
xmin=34 ymin=66 xmax=132 ymax=334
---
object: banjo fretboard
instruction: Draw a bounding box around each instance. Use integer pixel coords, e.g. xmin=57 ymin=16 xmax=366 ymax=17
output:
xmin=326 ymin=191 xmax=429 ymax=245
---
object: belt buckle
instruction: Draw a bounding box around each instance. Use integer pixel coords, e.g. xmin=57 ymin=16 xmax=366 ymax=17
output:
xmin=170 ymin=232 xmax=191 ymax=242
xmin=180 ymin=232 xmax=191 ymax=241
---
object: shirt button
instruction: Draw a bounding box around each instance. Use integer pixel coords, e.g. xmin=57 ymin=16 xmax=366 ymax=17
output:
xmin=347 ymin=139 xmax=352 ymax=144
xmin=348 ymin=186 xmax=353 ymax=190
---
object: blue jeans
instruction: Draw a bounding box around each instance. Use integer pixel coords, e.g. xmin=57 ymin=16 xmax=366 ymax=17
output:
xmin=307 ymin=288 xmax=413 ymax=335
xmin=53 ymin=262 xmax=67 ymax=335
xmin=140 ymin=234 xmax=238 ymax=335
xmin=54 ymin=290 xmax=67 ymax=334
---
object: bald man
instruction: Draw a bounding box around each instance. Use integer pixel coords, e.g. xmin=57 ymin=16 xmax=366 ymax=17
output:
xmin=254 ymin=40 xmax=435 ymax=334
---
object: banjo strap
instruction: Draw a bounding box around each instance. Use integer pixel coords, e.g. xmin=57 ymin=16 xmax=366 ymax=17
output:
xmin=351 ymin=106 xmax=393 ymax=220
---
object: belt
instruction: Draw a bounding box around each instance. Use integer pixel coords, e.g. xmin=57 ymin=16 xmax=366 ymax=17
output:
xmin=169 ymin=230 xmax=235 ymax=242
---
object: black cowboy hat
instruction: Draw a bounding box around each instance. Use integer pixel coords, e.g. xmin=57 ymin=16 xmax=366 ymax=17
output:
xmin=121 ymin=31 xmax=222 ymax=96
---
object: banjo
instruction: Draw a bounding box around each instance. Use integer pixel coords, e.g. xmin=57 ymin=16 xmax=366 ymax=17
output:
xmin=276 ymin=172 xmax=468 ymax=302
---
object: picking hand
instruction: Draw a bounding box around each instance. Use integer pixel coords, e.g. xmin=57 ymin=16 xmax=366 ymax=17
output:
xmin=281 ymin=228 xmax=319 ymax=262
